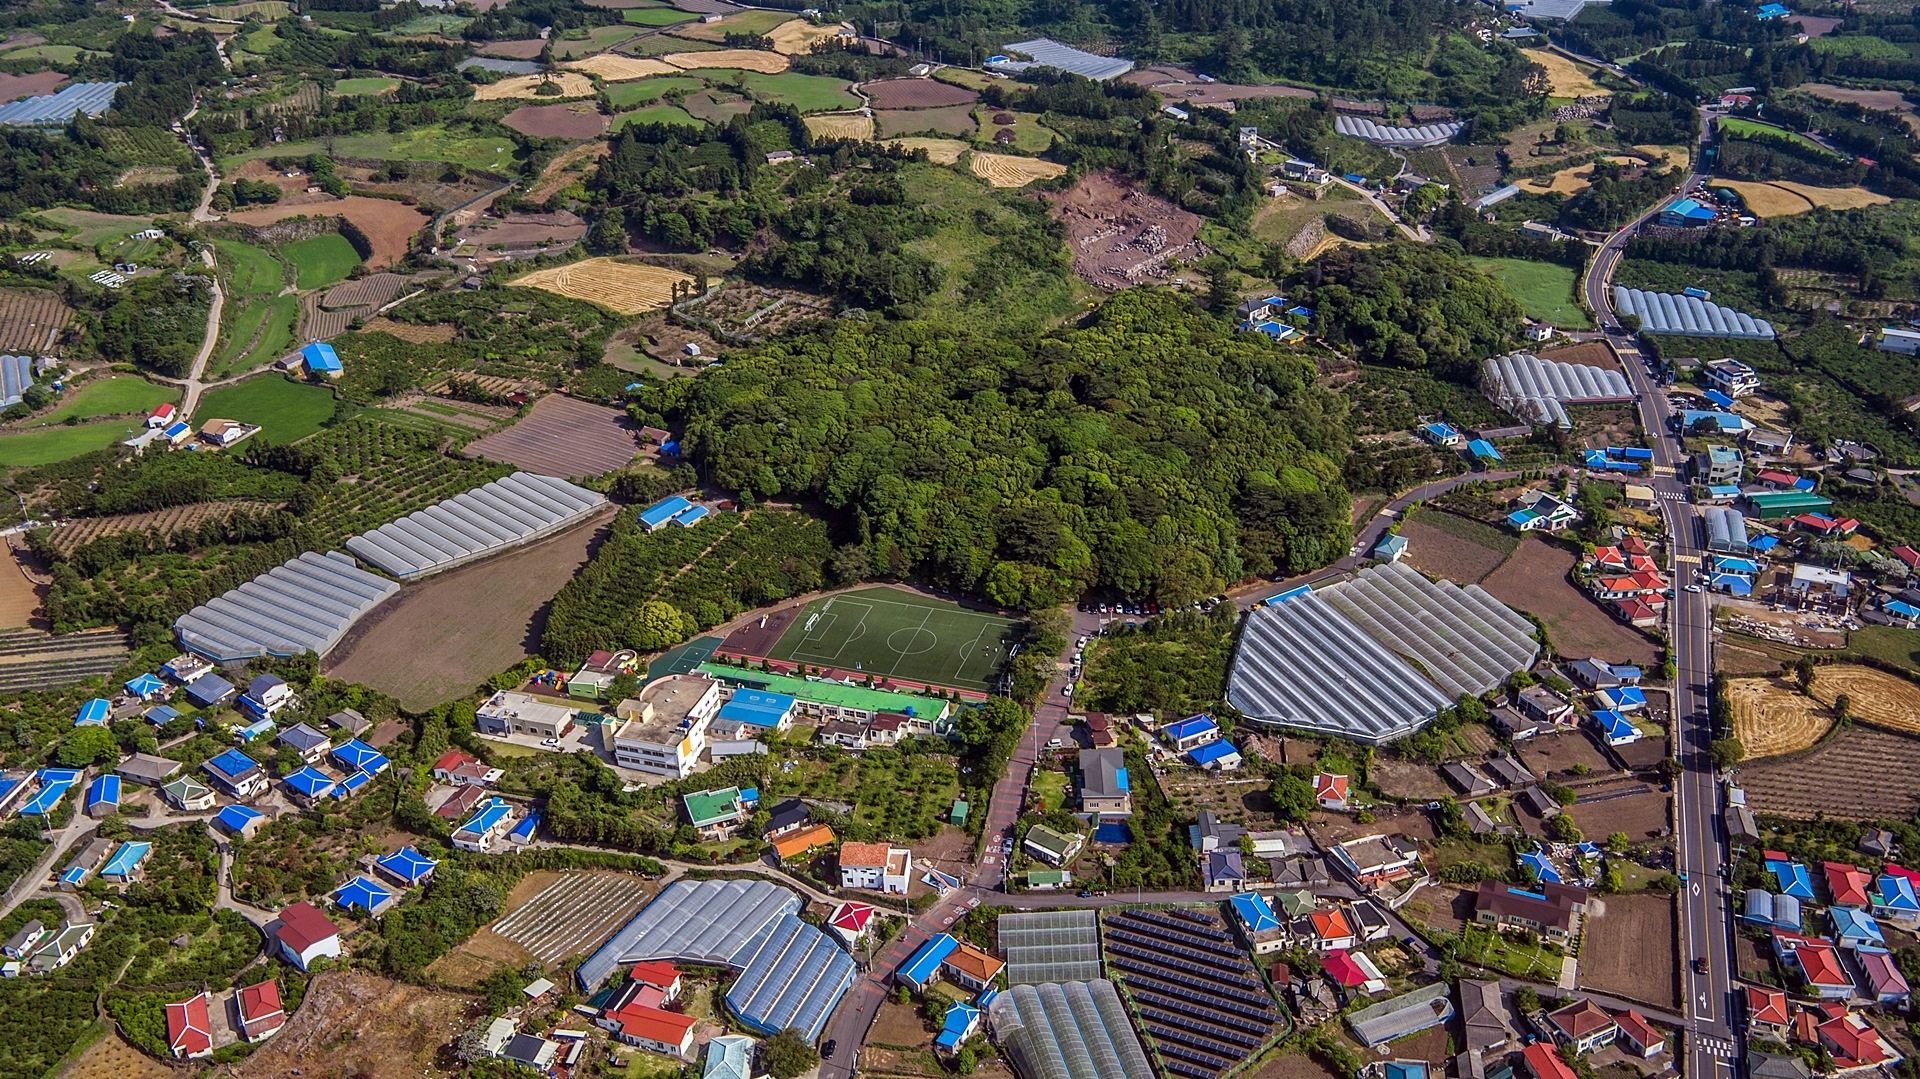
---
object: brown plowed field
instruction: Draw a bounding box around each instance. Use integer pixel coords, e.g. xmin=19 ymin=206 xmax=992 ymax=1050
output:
xmin=805 ymin=114 xmax=874 ymax=140
xmin=226 ymin=196 xmax=428 ymax=269
xmin=1153 ymin=82 xmax=1316 ymax=107
xmin=1400 ymin=517 xmax=1510 ymax=585
xmin=874 ymin=104 xmax=974 ymax=137
xmin=503 ymin=102 xmax=610 ymax=139
xmin=464 ymin=392 xmax=642 ymax=477
xmin=0 ymin=70 xmax=64 ymax=103
xmin=362 ymin=317 xmax=456 ymax=343
xmin=478 ymin=37 xmax=546 ymax=58
xmin=1566 ymin=783 xmax=1669 ymax=842
xmin=1728 ymin=675 xmax=1832 ymax=757
xmin=663 ymin=48 xmax=789 ymax=73
xmin=0 ymin=288 xmax=75 ymax=353
xmin=327 ymin=505 xmax=613 ymax=710
xmin=1737 ymin=724 xmax=1920 ymax=819
xmin=1807 ymin=664 xmax=1920 ymax=733
xmin=1538 ymin=340 xmax=1620 ymax=372
xmin=0 ymin=546 xmax=40 ymax=628
xmin=62 ymin=1032 xmax=175 ymax=1079
xmin=229 ymin=973 xmax=480 ymax=1079
xmin=322 ymin=272 xmax=411 ymax=310
xmin=459 ymin=210 xmax=588 ymax=250
xmin=1518 ymin=729 xmax=1617 ymax=780
xmin=1483 ymin=538 xmax=1658 ymax=663
xmin=862 ymin=77 xmax=979 ymax=109
xmin=1578 ymin=893 xmax=1677 ymax=1009
xmin=564 ymin=53 xmax=677 ymax=80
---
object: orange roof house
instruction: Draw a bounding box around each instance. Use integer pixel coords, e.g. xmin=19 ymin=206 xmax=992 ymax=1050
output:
xmin=1309 ymin=908 xmax=1354 ymax=945
xmin=1824 ymin=861 xmax=1873 ymax=907
xmin=942 ymin=941 xmax=1005 ymax=989
xmin=772 ymin=823 xmax=836 ymax=861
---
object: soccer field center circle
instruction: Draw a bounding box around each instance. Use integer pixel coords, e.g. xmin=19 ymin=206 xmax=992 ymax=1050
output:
xmin=885 ymin=625 xmax=939 ymax=656
xmin=764 ymin=587 xmax=1019 ymax=691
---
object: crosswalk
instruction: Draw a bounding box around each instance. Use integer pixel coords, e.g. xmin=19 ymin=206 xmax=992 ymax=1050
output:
xmin=1693 ymin=1035 xmax=1738 ymax=1059
xmin=1660 ymin=491 xmax=1688 ymax=502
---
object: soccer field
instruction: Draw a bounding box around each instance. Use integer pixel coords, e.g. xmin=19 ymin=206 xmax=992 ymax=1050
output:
xmin=766 ymin=587 xmax=1021 ymax=693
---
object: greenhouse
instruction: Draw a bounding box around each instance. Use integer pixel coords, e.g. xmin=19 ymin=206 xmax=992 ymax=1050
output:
xmin=999 ymin=910 xmax=1103 ymax=986
xmin=988 ymin=981 xmax=1156 ymax=1079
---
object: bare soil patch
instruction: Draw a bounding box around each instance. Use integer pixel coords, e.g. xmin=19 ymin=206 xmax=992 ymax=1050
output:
xmin=0 ymin=547 xmax=43 ymax=629
xmin=1483 ymin=539 xmax=1658 ymax=663
xmin=1566 ymin=783 xmax=1669 ymax=842
xmin=526 ymin=139 xmax=609 ymax=202
xmin=1249 ymin=1050 xmax=1345 ymax=1079
xmin=229 ymin=972 xmax=481 ymax=1079
xmin=466 ymin=392 xmax=644 ymax=477
xmin=503 ymin=102 xmax=609 ymax=138
xmin=1045 ymin=169 xmax=1205 ymax=287
xmin=463 ymin=209 xmax=589 ymax=250
xmin=767 ymin=18 xmax=852 ymax=54
xmin=478 ymin=37 xmax=546 ymax=58
xmin=1153 ymin=82 xmax=1316 ymax=108
xmin=62 ymin=1032 xmax=178 ymax=1079
xmin=871 ymin=999 xmax=933 ymax=1048
xmin=1399 ymin=882 xmax=1472 ymax=935
xmin=1309 ymin=804 xmax=1436 ymax=846
xmin=1372 ymin=758 xmax=1451 ymax=800
xmin=1538 ymin=339 xmax=1620 ymax=372
xmin=1400 ymin=518 xmax=1510 ymax=585
xmin=362 ymin=317 xmax=457 ymax=344
xmin=1728 ymin=675 xmax=1832 ymax=757
xmin=512 ymin=255 xmax=691 ymax=314
xmin=327 ymin=506 xmax=613 ymax=710
xmin=1737 ymin=724 xmax=1920 ymax=819
xmin=226 ymin=196 xmax=428 ymax=269
xmin=1578 ymin=892 xmax=1677 ymax=1009
xmin=805 ymin=113 xmax=873 ymax=140
xmin=474 ymin=72 xmax=598 ymax=100
xmin=1517 ymin=729 xmax=1617 ymax=779
xmin=874 ymin=104 xmax=975 ymax=138
xmin=1801 ymin=83 xmax=1920 ymax=135
xmin=0 ymin=70 xmax=64 ymax=103
xmin=863 ymin=77 xmax=979 ymax=109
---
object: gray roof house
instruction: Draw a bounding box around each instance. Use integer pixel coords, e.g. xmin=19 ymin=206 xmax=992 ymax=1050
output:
xmin=1458 ymin=979 xmax=1514 ymax=1052
xmin=1442 ymin=763 xmax=1495 ymax=796
xmin=276 ymin=722 xmax=332 ymax=763
xmin=115 ymin=753 xmax=181 ymax=787
xmin=326 ymin=709 xmax=371 ymax=735
xmin=1190 ymin=810 xmax=1245 ymax=853
xmin=1204 ymin=849 xmax=1246 ymax=892
xmin=1486 ymin=755 xmax=1536 ymax=788
xmin=1077 ymin=747 xmax=1130 ymax=815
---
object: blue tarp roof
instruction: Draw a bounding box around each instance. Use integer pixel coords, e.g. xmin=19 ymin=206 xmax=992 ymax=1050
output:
xmin=1758 ymin=2 xmax=1789 ymax=15
xmin=457 ymin=797 xmax=513 ymax=837
xmin=1602 ymin=686 xmax=1648 ymax=708
xmin=1520 ymin=850 xmax=1561 ymax=884
xmin=1230 ymin=892 xmax=1281 ymax=934
xmin=900 ymin=933 xmax=959 ymax=986
xmin=74 ymin=698 xmax=110 ymax=726
xmin=300 ymin=341 xmax=342 ymax=372
xmin=1713 ymin=556 xmax=1759 ymax=573
xmin=58 ymin=866 xmax=87 ymax=885
xmin=1712 ymin=573 xmax=1754 ymax=596
xmin=84 ymin=774 xmax=119 ymax=810
xmin=1187 ymin=739 xmax=1239 ymax=766
xmin=20 ymin=770 xmax=78 ymax=815
xmin=1793 ymin=478 xmax=1817 ymax=491
xmin=377 ymin=846 xmax=438 ymax=883
xmin=216 ymin=804 xmax=262 ymax=832
xmin=1703 ymin=389 xmax=1737 ymax=409
xmin=1769 ymin=859 xmax=1816 ymax=899
xmin=1833 ymin=906 xmax=1884 ymax=944
xmin=333 ymin=769 xmax=372 ymax=797
xmin=100 ymin=840 xmax=150 ymax=879
xmin=284 ymin=767 xmax=335 ymax=799
xmin=718 ymin=691 xmax=795 ymax=727
xmin=1749 ymin=534 xmax=1780 ymax=551
xmin=125 ymin=674 xmax=166 ymax=697
xmin=144 ymin=705 xmax=180 ymax=726
xmin=1266 ymin=585 xmax=1312 ymax=605
xmin=236 ymin=715 xmax=275 ymax=741
xmin=1886 ymin=600 xmax=1920 ymax=619
xmin=1164 ymin=715 xmax=1217 ymax=741
xmin=331 ymin=739 xmax=387 ymax=775
xmin=637 ymin=496 xmax=694 ymax=527
xmin=1508 ymin=510 xmax=1542 ymax=527
xmin=334 ymin=875 xmax=393 ymax=912
xmin=1676 ymin=410 xmax=1751 ymax=433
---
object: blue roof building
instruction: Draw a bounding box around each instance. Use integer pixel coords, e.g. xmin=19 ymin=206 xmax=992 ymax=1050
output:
xmin=1710 ymin=573 xmax=1754 ymax=596
xmin=672 ymin=505 xmax=711 ymax=528
xmin=1520 ymin=850 xmax=1561 ymax=884
xmin=509 ymin=811 xmax=541 ymax=843
xmin=74 ymin=698 xmax=110 ymax=726
xmin=1674 ymin=410 xmax=1752 ymax=434
xmin=1832 ymin=906 xmax=1884 ymax=948
xmin=143 ymin=705 xmax=180 ymax=727
xmin=1230 ymin=891 xmax=1281 ymax=934
xmin=1597 ymin=686 xmax=1648 ymax=712
xmin=1162 ymin=715 xmax=1218 ymax=745
xmin=58 ymin=866 xmax=88 ymax=888
xmin=1468 ymin=439 xmax=1503 ymax=462
xmin=1266 ymin=584 xmax=1312 ymax=605
xmin=84 ymin=774 xmax=119 ymax=817
xmin=20 ymin=769 xmax=80 ymax=816
xmin=330 ymin=739 xmax=388 ymax=775
xmin=1712 ymin=556 xmax=1760 ymax=574
xmin=99 ymin=840 xmax=151 ymax=881
xmin=1702 ymin=389 xmax=1737 ymax=410
xmin=1749 ymin=534 xmax=1780 ymax=552
xmin=1591 ymin=710 xmax=1639 ymax=745
xmin=333 ymin=769 xmax=373 ymax=798
xmin=1385 ymin=1063 xmax=1427 ymax=1079
xmin=124 ymin=674 xmax=167 ymax=700
xmin=1372 ymin=533 xmax=1409 ymax=561
xmin=454 ymin=797 xmax=515 ymax=850
xmin=637 ymin=496 xmax=695 ymax=530
xmin=1419 ymin=422 xmax=1461 ymax=445
xmin=376 ymin=846 xmax=439 ymax=885
xmin=1757 ymin=2 xmax=1790 ymax=16
xmin=300 ymin=341 xmax=342 ymax=376
xmin=1187 ymin=739 xmax=1241 ymax=768
xmin=1770 ymin=859 xmax=1816 ymax=900
xmin=236 ymin=715 xmax=275 ymax=742
xmin=898 ymin=933 xmax=960 ymax=992
xmin=283 ymin=767 xmax=335 ymax=802
xmin=716 ymin=691 xmax=795 ymax=731
xmin=934 ymin=1001 xmax=981 ymax=1051
xmin=1876 ymin=873 xmax=1920 ymax=914
xmin=215 ymin=803 xmax=264 ymax=837
xmin=1659 ymin=198 xmax=1717 ymax=227
xmin=333 ymin=875 xmax=395 ymax=913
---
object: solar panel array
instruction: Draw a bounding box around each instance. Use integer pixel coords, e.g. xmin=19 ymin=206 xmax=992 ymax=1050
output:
xmin=577 ymin=878 xmax=798 ymax=989
xmin=0 ymin=356 xmax=33 ymax=408
xmin=1613 ymin=286 xmax=1776 ymax=340
xmin=723 ymin=911 xmax=857 ymax=1041
xmin=1000 ymin=910 xmax=1103 ymax=986
xmin=0 ymin=82 xmax=124 ymax=125
xmin=988 ymin=981 xmax=1156 ymax=1079
xmin=173 ymin=551 xmax=399 ymax=661
xmin=1103 ymin=908 xmax=1278 ymax=1079
xmin=346 ymin=472 xmax=605 ymax=578
xmin=1333 ymin=115 xmax=1463 ymax=146
xmin=999 ymin=38 xmax=1134 ymax=80
xmin=1484 ymin=352 xmax=1634 ymax=428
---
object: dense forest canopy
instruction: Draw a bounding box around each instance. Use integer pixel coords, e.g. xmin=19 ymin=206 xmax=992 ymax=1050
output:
xmin=1303 ymin=244 xmax=1525 ymax=380
xmin=645 ymin=291 xmax=1354 ymax=608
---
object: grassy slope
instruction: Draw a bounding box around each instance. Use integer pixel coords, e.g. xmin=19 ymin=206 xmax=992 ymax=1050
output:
xmin=191 ymin=376 xmax=336 ymax=442
xmin=285 ymin=234 xmax=360 ymax=290
xmin=32 ymin=378 xmax=176 ymax=426
xmin=0 ymin=423 xmax=129 ymax=465
xmin=1472 ymin=257 xmax=1594 ymax=328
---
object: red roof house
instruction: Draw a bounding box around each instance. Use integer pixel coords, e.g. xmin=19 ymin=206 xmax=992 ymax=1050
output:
xmin=1817 ymin=1014 xmax=1893 ymax=1068
xmin=830 ymin=901 xmax=876 ymax=940
xmin=1313 ymin=772 xmax=1349 ymax=808
xmin=1591 ymin=546 xmax=1627 ymax=570
xmin=1792 ymin=941 xmax=1852 ymax=997
xmin=272 ymin=901 xmax=342 ymax=971
xmin=236 ymin=978 xmax=285 ymax=1041
xmin=1824 ymin=861 xmax=1873 ymax=907
xmin=166 ymin=991 xmax=214 ymax=1058
xmin=1746 ymin=986 xmax=1791 ymax=1034
xmin=147 ymin=402 xmax=176 ymax=428
xmin=626 ymin=959 xmax=681 ymax=996
xmin=1894 ymin=546 xmax=1920 ymax=571
xmin=604 ymin=997 xmax=697 ymax=1057
xmin=1322 ymin=949 xmax=1367 ymax=987
xmin=1614 ymin=1010 xmax=1663 ymax=1057
xmin=1522 ymin=1041 xmax=1579 ymax=1079
xmin=1756 ymin=470 xmax=1799 ymax=488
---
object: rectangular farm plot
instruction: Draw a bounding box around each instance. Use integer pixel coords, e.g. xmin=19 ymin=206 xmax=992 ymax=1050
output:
xmin=1738 ymin=724 xmax=1920 ymax=820
xmin=465 ymin=393 xmax=642 ymax=478
xmin=487 ymin=871 xmax=655 ymax=965
xmin=765 ymin=586 xmax=1021 ymax=693
xmin=1576 ymin=892 xmax=1677 ymax=1009
xmin=512 ymin=256 xmax=692 ymax=315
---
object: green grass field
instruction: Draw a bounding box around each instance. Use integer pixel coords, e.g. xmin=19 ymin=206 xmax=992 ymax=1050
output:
xmin=332 ymin=76 xmax=399 ymax=96
xmin=32 ymin=378 xmax=176 ymax=426
xmin=192 ymin=377 xmax=336 ymax=442
xmin=213 ymin=239 xmax=283 ymax=296
xmin=219 ymin=125 xmax=521 ymax=173
xmin=39 ymin=208 xmax=155 ymax=247
xmin=0 ymin=422 xmax=130 ymax=466
xmin=1717 ymin=116 xmax=1840 ymax=157
xmin=284 ymin=234 xmax=360 ymax=290
xmin=229 ymin=295 xmax=300 ymax=376
xmin=1808 ymin=35 xmax=1910 ymax=60
xmin=973 ymin=108 xmax=1056 ymax=153
xmin=605 ymin=76 xmax=703 ymax=108
xmin=623 ymin=7 xmax=696 ymax=23
xmin=213 ymin=301 xmax=272 ymax=373
xmin=614 ymin=105 xmax=702 ymax=130
xmin=0 ymin=44 xmax=93 ymax=63
xmin=739 ymin=71 xmax=860 ymax=113
xmin=765 ymin=586 xmax=1022 ymax=693
xmin=1472 ymin=257 xmax=1593 ymax=329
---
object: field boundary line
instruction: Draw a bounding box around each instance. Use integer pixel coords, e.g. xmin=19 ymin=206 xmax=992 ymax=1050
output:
xmin=878 ymin=607 xmax=936 ymax=681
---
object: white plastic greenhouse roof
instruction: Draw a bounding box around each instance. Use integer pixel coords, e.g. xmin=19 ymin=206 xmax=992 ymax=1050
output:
xmin=0 ymin=82 xmax=124 ymax=126
xmin=174 ymin=551 xmax=399 ymax=662
xmin=1000 ymin=910 xmax=1103 ymax=986
xmin=989 ymin=981 xmax=1156 ymax=1079
xmin=1484 ymin=352 xmax=1634 ymax=429
xmin=1334 ymin=115 xmax=1463 ymax=146
xmin=998 ymin=38 xmax=1133 ymax=80
xmin=0 ymin=355 xmax=32 ymax=409
xmin=1704 ymin=505 xmax=1749 ymax=551
xmin=576 ymin=878 xmax=798 ymax=990
xmin=1226 ymin=562 xmax=1538 ymax=744
xmin=723 ymin=910 xmax=857 ymax=1041
xmin=345 ymin=472 xmax=605 ymax=578
xmin=1614 ymin=286 xmax=1776 ymax=339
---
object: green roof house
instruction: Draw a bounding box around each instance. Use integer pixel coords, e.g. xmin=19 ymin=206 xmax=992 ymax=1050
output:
xmin=683 ymin=787 xmax=746 ymax=840
xmin=1022 ymin=824 xmax=1085 ymax=867
xmin=1026 ymin=869 xmax=1070 ymax=890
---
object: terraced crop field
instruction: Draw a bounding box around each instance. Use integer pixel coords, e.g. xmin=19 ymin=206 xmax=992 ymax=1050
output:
xmin=0 ymin=288 xmax=75 ymax=353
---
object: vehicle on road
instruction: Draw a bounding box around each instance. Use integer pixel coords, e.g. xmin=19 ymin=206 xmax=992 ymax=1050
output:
xmin=1047 ymin=738 xmax=1062 ymax=748
xmin=1686 ymin=584 xmax=1703 ymax=593
xmin=823 ymin=1039 xmax=837 ymax=1059
xmin=1693 ymin=957 xmax=1708 ymax=974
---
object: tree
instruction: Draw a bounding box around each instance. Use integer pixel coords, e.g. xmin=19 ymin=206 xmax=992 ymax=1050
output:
xmin=1605 ymin=831 xmax=1630 ymax=853
xmin=57 ymin=725 xmax=118 ymax=767
xmin=1547 ymin=813 xmax=1583 ymax=842
xmin=1793 ymin=654 xmax=1817 ymax=694
xmin=586 ymin=207 xmax=627 ymax=255
xmin=1710 ymin=737 xmax=1745 ymax=768
xmin=608 ymin=672 xmax=641 ymax=702
xmin=1832 ymin=692 xmax=1851 ymax=722
xmin=761 ymin=1028 xmax=819 ymax=1079
xmin=1514 ymin=985 xmax=1540 ymax=1013
xmin=1270 ymin=772 xmax=1317 ymax=823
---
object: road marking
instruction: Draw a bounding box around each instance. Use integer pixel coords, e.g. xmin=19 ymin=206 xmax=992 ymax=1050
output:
xmin=1673 ymin=554 xmax=1700 ymax=565
xmin=1652 ymin=466 xmax=1676 ymax=476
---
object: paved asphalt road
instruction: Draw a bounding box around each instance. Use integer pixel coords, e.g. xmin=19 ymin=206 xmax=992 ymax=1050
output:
xmin=1583 ymin=111 xmax=1740 ymax=1079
